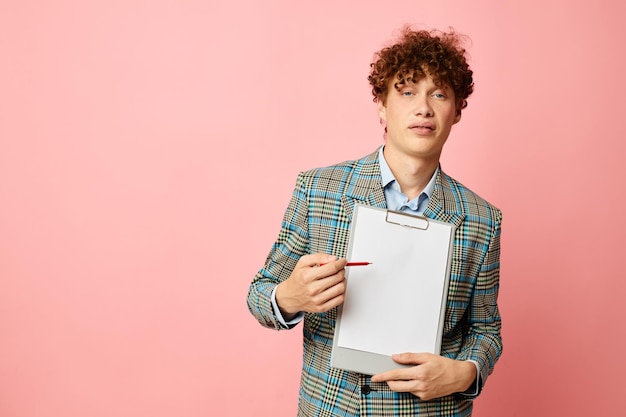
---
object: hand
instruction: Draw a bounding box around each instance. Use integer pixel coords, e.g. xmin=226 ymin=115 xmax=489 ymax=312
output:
xmin=275 ymin=254 xmax=347 ymax=319
xmin=370 ymin=353 xmax=477 ymax=400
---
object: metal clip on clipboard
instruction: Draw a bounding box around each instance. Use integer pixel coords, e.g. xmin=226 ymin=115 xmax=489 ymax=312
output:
xmin=385 ymin=210 xmax=429 ymax=230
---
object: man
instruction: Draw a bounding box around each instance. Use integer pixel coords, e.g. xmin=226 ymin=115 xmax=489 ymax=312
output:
xmin=247 ymin=27 xmax=502 ymax=417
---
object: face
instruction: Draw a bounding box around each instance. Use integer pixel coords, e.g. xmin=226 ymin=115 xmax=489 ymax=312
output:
xmin=378 ymin=73 xmax=461 ymax=164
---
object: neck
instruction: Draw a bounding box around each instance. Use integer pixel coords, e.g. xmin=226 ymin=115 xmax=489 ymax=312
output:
xmin=383 ymin=147 xmax=439 ymax=200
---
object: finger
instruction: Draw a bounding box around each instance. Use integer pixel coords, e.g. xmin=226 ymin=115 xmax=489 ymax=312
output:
xmin=386 ymin=381 xmax=434 ymax=400
xmin=306 ymin=278 xmax=346 ymax=312
xmin=314 ymin=278 xmax=346 ymax=304
xmin=299 ymin=268 xmax=345 ymax=302
xmin=384 ymin=379 xmax=421 ymax=393
xmin=310 ymin=259 xmax=347 ymax=282
xmin=299 ymin=253 xmax=338 ymax=268
xmin=317 ymin=290 xmax=346 ymax=312
xmin=371 ymin=368 xmax=413 ymax=383
xmin=391 ymin=352 xmax=431 ymax=365
xmin=317 ymin=258 xmax=348 ymax=274
xmin=370 ymin=371 xmax=395 ymax=383
xmin=318 ymin=257 xmax=349 ymax=267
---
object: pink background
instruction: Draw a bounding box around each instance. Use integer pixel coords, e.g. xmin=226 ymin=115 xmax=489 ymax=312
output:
xmin=1 ymin=1 xmax=625 ymax=416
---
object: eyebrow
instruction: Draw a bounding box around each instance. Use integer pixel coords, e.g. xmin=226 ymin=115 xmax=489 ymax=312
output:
xmin=393 ymin=80 xmax=450 ymax=92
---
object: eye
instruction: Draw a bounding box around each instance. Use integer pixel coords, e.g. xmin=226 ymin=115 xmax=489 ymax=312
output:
xmin=402 ymin=90 xmax=414 ymax=97
xmin=432 ymin=92 xmax=447 ymax=99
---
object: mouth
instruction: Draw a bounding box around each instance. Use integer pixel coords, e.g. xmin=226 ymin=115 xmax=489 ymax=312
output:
xmin=409 ymin=123 xmax=435 ymax=133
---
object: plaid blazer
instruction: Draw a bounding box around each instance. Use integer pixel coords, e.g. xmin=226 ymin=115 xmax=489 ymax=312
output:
xmin=247 ymin=149 xmax=503 ymax=417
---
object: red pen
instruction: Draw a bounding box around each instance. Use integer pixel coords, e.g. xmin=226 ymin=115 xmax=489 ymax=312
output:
xmin=319 ymin=262 xmax=372 ymax=266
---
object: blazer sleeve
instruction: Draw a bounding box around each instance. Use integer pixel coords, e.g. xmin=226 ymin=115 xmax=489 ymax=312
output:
xmin=455 ymin=208 xmax=503 ymax=397
xmin=246 ymin=173 xmax=310 ymax=331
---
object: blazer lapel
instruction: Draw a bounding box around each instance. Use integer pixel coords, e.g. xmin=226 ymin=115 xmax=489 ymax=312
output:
xmin=340 ymin=149 xmax=387 ymax=219
xmin=423 ymin=168 xmax=465 ymax=229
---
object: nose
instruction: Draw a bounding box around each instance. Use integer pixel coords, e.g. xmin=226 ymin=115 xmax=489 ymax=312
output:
xmin=413 ymin=95 xmax=433 ymax=117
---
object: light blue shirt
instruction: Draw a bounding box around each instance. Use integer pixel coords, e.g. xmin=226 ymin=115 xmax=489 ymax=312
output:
xmin=378 ymin=146 xmax=438 ymax=215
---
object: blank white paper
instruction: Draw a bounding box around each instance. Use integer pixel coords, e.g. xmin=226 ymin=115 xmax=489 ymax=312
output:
xmin=335 ymin=205 xmax=453 ymax=356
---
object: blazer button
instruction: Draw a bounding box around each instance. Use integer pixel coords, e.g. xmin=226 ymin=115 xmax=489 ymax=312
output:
xmin=361 ymin=385 xmax=371 ymax=395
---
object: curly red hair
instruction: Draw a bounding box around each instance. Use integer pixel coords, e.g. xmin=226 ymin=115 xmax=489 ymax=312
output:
xmin=368 ymin=27 xmax=474 ymax=110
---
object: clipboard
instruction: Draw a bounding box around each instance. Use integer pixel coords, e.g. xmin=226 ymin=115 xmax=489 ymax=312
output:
xmin=330 ymin=204 xmax=456 ymax=375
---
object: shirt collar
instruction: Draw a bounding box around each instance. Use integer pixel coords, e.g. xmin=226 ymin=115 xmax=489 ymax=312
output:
xmin=378 ymin=146 xmax=439 ymax=199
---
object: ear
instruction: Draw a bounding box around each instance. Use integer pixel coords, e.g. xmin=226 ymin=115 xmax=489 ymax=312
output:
xmin=454 ymin=109 xmax=462 ymax=124
xmin=454 ymin=99 xmax=466 ymax=124
xmin=377 ymin=99 xmax=387 ymax=122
